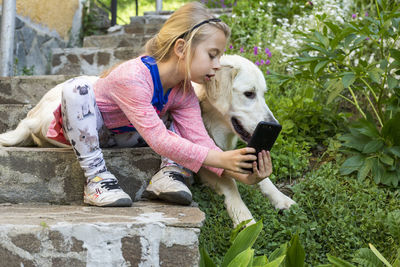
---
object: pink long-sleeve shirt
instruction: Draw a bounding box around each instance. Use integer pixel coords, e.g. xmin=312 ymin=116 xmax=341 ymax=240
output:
xmin=47 ymin=56 xmax=223 ymax=176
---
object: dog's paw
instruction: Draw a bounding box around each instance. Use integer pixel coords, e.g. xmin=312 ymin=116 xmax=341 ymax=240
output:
xmin=270 ymin=193 xmax=296 ymax=210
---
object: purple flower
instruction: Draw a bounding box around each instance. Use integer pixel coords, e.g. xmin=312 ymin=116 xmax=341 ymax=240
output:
xmin=267 ymin=51 xmax=272 ymax=58
xmin=365 ymin=12 xmax=369 ymax=17
xmin=260 ymin=59 xmax=265 ymax=64
xmin=306 ymin=1 xmax=313 ymax=6
xmin=254 ymin=46 xmax=258 ymax=55
xmin=240 ymin=47 xmax=244 ymax=53
xmin=266 ymin=70 xmax=271 ymax=75
xmin=265 ymin=59 xmax=271 ymax=65
xmin=352 ymin=14 xmax=357 ymax=19
xmin=229 ymin=45 xmax=233 ymax=49
xmin=265 ymin=47 xmax=270 ymax=54
xmin=255 ymin=61 xmax=260 ymax=66
xmin=365 ymin=37 xmax=370 ymax=40
xmin=224 ymin=48 xmax=226 ymax=52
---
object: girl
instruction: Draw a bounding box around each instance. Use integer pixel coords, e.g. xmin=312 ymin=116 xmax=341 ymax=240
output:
xmin=46 ymin=2 xmax=273 ymax=207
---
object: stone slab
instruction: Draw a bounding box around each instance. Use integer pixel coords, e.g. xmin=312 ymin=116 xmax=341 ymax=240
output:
xmin=0 ymin=202 xmax=204 ymax=266
xmin=0 ymin=75 xmax=73 ymax=104
xmin=83 ymin=33 xmax=152 ymax=48
xmin=51 ymin=47 xmax=142 ymax=76
xmin=0 ymin=104 xmax=33 ymax=133
xmin=0 ymin=147 xmax=161 ymax=204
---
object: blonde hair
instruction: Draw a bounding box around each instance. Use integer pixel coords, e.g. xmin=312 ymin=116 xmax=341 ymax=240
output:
xmin=145 ymin=2 xmax=231 ymax=89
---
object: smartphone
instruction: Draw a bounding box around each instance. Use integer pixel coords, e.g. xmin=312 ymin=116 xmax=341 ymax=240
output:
xmin=244 ymin=121 xmax=282 ymax=171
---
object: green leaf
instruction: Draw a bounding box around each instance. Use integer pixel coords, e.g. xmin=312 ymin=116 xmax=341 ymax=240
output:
xmin=342 ymin=72 xmax=356 ymax=88
xmin=354 ymin=248 xmax=385 ymax=267
xmin=286 ymin=234 xmax=305 ymax=267
xmin=230 ymin=219 xmax=252 ymax=243
xmin=268 ymin=243 xmax=287 ymax=261
xmin=326 ymin=78 xmax=345 ymax=104
xmin=379 ymin=153 xmax=394 ymax=166
xmin=382 ymin=113 xmax=400 ymax=146
xmin=326 ymin=254 xmax=356 ymax=267
xmin=362 ymin=139 xmax=384 ymax=153
xmin=390 ymin=48 xmax=400 ymax=62
xmin=367 ymin=68 xmax=383 ymax=83
xmin=265 ymin=255 xmax=286 ymax=267
xmin=314 ymin=30 xmax=330 ymax=48
xmin=357 ymin=158 xmax=373 ymax=182
xmin=227 ymin=248 xmax=254 ymax=267
xmin=314 ymin=60 xmax=329 ymax=73
xmin=372 ymin=159 xmax=384 ymax=184
xmin=388 ymin=146 xmax=400 ymax=158
xmin=253 ymin=255 xmax=267 ymax=267
xmin=199 ymin=247 xmax=217 ymax=267
xmin=369 ymin=244 xmax=392 ymax=267
xmin=344 ymin=34 xmax=357 ymax=48
xmin=353 ymin=35 xmax=368 ymax=47
xmin=340 ymin=154 xmax=364 ymax=175
xmin=388 ymin=75 xmax=398 ymax=89
xmin=222 ymin=220 xmax=263 ymax=267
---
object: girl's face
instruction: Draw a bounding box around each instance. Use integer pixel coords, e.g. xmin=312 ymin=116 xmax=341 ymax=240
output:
xmin=189 ymin=28 xmax=227 ymax=84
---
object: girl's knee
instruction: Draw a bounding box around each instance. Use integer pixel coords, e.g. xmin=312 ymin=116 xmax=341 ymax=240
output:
xmin=61 ymin=77 xmax=94 ymax=102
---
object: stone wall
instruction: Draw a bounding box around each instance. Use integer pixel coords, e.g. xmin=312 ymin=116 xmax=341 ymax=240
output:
xmin=0 ymin=0 xmax=84 ymax=75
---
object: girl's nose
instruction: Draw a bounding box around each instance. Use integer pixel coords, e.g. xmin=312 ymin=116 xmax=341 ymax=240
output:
xmin=213 ymin=59 xmax=221 ymax=70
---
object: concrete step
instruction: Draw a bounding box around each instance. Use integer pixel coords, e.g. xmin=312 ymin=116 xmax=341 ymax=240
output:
xmin=0 ymin=147 xmax=161 ymax=204
xmin=0 ymin=202 xmax=204 ymax=266
xmin=83 ymin=33 xmax=153 ymax=49
xmin=0 ymin=75 xmax=73 ymax=105
xmin=51 ymin=47 xmax=141 ymax=75
xmin=0 ymin=104 xmax=33 ymax=133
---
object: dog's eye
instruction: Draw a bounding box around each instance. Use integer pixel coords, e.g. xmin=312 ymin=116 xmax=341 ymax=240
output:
xmin=244 ymin=91 xmax=256 ymax=99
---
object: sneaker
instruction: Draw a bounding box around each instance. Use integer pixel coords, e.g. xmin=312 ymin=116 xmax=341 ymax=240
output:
xmin=84 ymin=172 xmax=132 ymax=207
xmin=143 ymin=166 xmax=192 ymax=205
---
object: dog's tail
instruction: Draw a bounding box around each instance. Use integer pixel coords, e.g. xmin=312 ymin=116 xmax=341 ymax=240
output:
xmin=0 ymin=116 xmax=39 ymax=147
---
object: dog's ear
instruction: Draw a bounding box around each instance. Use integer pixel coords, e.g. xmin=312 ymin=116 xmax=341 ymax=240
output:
xmin=205 ymin=65 xmax=239 ymax=114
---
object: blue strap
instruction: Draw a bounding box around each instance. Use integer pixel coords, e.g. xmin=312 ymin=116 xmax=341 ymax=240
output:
xmin=141 ymin=56 xmax=171 ymax=113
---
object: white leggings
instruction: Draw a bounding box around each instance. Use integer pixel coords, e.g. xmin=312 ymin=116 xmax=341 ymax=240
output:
xmin=61 ymin=77 xmax=185 ymax=179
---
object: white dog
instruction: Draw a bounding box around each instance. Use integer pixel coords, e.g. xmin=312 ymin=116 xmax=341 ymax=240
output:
xmin=0 ymin=55 xmax=295 ymax=227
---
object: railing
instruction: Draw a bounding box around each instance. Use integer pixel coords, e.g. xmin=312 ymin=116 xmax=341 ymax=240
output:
xmin=0 ymin=0 xmax=16 ymax=76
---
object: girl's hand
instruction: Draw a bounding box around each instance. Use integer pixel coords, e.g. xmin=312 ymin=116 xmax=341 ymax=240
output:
xmin=219 ymin=147 xmax=258 ymax=173
xmin=223 ymin=150 xmax=272 ymax=185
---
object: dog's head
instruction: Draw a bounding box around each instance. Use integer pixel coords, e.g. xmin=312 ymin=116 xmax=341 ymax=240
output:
xmin=203 ymin=54 xmax=278 ymax=143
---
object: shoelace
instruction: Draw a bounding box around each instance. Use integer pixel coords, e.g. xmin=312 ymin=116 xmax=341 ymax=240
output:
xmin=166 ymin=171 xmax=186 ymax=183
xmin=100 ymin=180 xmax=121 ymax=190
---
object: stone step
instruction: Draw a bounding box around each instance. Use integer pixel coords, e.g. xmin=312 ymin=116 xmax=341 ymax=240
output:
xmin=51 ymin=47 xmax=141 ymax=75
xmin=83 ymin=33 xmax=152 ymax=49
xmin=0 ymin=75 xmax=73 ymax=104
xmin=0 ymin=104 xmax=33 ymax=133
xmin=0 ymin=202 xmax=203 ymax=266
xmin=0 ymin=147 xmax=161 ymax=204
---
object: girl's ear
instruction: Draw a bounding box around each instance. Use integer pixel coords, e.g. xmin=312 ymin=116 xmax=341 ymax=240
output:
xmin=174 ymin=39 xmax=186 ymax=59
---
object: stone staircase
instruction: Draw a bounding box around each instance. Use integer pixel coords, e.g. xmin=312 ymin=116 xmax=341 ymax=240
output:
xmin=0 ymin=11 xmax=211 ymax=267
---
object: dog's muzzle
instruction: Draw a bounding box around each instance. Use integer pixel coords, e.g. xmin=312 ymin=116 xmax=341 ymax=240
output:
xmin=231 ymin=117 xmax=252 ymax=143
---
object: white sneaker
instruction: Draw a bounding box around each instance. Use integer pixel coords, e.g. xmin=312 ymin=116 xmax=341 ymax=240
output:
xmin=84 ymin=172 xmax=132 ymax=207
xmin=144 ymin=166 xmax=192 ymax=205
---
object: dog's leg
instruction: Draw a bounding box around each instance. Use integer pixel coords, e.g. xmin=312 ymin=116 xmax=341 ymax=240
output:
xmin=198 ymin=168 xmax=255 ymax=227
xmin=257 ymin=178 xmax=296 ymax=209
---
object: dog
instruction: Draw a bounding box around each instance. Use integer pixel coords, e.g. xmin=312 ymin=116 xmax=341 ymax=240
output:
xmin=0 ymin=55 xmax=295 ymax=227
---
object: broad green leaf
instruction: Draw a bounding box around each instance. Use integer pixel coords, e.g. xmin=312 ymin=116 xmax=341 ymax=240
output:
xmin=382 ymin=113 xmax=400 ymax=146
xmin=372 ymin=159 xmax=384 ymax=184
xmin=265 ymin=255 xmax=285 ymax=267
xmin=388 ymin=75 xmax=398 ymax=89
xmin=326 ymin=254 xmax=356 ymax=267
xmin=357 ymin=158 xmax=373 ymax=182
xmin=342 ymin=72 xmax=356 ymax=88
xmin=230 ymin=219 xmax=253 ymax=243
xmin=354 ymin=248 xmax=385 ymax=267
xmin=379 ymin=153 xmax=394 ymax=166
xmin=389 ymin=146 xmax=400 ymax=158
xmin=390 ymin=48 xmax=400 ymax=62
xmin=369 ymin=244 xmax=392 ymax=267
xmin=227 ymin=248 xmax=254 ymax=267
xmin=314 ymin=31 xmax=330 ymax=48
xmin=268 ymin=243 xmax=287 ymax=261
xmin=286 ymin=234 xmax=305 ymax=267
xmin=353 ymin=35 xmax=368 ymax=47
xmin=363 ymin=139 xmax=384 ymax=153
xmin=222 ymin=220 xmax=263 ymax=267
xmin=367 ymin=68 xmax=383 ymax=83
xmin=340 ymin=154 xmax=364 ymax=175
xmin=339 ymin=134 xmax=369 ymax=152
xmin=344 ymin=34 xmax=357 ymax=48
xmin=199 ymin=247 xmax=217 ymax=267
xmin=326 ymin=78 xmax=345 ymax=104
xmin=253 ymin=255 xmax=267 ymax=267
xmin=314 ymin=60 xmax=329 ymax=73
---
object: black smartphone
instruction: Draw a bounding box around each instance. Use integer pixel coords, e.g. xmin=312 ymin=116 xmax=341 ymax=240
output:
xmin=244 ymin=121 xmax=282 ymax=171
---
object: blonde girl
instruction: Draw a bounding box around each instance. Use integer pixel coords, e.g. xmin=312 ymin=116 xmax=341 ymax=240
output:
xmin=46 ymin=2 xmax=272 ymax=207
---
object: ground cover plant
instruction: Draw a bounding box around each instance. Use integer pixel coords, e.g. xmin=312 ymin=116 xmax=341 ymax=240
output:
xmin=192 ymin=0 xmax=400 ymax=265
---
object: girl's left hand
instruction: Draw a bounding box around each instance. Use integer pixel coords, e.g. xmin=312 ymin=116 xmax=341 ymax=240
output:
xmin=223 ymin=150 xmax=272 ymax=185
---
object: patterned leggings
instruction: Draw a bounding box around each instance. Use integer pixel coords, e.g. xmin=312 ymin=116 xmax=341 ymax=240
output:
xmin=61 ymin=77 xmax=184 ymax=180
